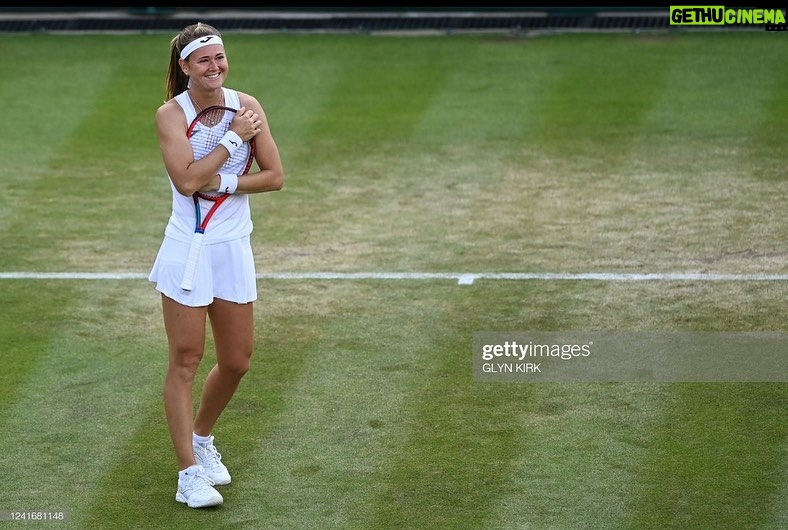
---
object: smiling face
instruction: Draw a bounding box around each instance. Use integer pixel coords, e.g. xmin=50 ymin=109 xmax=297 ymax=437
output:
xmin=180 ymin=44 xmax=228 ymax=90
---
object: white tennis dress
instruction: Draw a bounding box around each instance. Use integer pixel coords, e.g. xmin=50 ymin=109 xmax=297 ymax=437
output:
xmin=149 ymin=88 xmax=258 ymax=307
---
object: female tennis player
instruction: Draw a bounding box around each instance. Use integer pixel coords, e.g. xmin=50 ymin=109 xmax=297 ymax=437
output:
xmin=149 ymin=22 xmax=284 ymax=509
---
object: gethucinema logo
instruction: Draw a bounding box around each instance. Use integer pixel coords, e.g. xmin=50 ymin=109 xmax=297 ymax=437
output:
xmin=670 ymin=6 xmax=787 ymax=30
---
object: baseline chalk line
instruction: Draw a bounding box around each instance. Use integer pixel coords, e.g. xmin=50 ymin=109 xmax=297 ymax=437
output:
xmin=2 ymin=271 xmax=788 ymax=285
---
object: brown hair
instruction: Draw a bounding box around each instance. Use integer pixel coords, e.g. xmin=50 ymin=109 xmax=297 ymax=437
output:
xmin=164 ymin=22 xmax=223 ymax=101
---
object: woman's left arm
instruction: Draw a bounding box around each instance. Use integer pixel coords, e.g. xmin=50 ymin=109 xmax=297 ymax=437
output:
xmin=234 ymin=93 xmax=285 ymax=194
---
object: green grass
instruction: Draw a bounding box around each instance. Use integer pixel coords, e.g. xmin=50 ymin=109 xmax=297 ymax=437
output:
xmin=0 ymin=30 xmax=787 ymax=529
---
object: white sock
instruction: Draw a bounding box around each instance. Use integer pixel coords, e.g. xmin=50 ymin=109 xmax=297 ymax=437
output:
xmin=193 ymin=433 xmax=212 ymax=445
xmin=179 ymin=464 xmax=201 ymax=481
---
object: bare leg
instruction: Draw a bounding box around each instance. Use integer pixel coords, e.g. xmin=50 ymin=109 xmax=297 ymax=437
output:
xmin=161 ymin=294 xmax=208 ymax=470
xmin=193 ymin=298 xmax=254 ymax=436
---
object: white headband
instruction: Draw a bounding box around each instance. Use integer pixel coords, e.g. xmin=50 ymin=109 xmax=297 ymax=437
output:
xmin=180 ymin=35 xmax=224 ymax=60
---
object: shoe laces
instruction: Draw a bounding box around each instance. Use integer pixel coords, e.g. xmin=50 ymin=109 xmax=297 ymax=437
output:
xmin=198 ymin=441 xmax=224 ymax=466
xmin=187 ymin=469 xmax=216 ymax=489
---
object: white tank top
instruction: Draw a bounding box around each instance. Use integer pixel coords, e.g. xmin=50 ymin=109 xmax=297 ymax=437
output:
xmin=163 ymin=88 xmax=253 ymax=244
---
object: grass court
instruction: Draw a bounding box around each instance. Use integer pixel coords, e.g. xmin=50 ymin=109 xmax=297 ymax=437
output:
xmin=0 ymin=29 xmax=786 ymax=528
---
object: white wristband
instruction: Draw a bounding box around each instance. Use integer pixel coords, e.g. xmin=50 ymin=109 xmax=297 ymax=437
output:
xmin=218 ymin=130 xmax=242 ymax=157
xmin=218 ymin=172 xmax=238 ymax=195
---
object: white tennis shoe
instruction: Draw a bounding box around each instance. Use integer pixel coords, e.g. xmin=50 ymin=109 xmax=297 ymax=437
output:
xmin=194 ymin=436 xmax=232 ymax=485
xmin=175 ymin=465 xmax=223 ymax=508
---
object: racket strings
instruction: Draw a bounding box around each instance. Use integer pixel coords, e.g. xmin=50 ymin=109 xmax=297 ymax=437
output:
xmin=199 ymin=108 xmax=228 ymax=127
xmin=192 ymin=113 xmax=250 ymax=174
xmin=196 ymin=191 xmax=225 ymax=201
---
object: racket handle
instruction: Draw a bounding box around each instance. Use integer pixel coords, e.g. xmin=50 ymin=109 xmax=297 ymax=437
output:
xmin=180 ymin=232 xmax=204 ymax=291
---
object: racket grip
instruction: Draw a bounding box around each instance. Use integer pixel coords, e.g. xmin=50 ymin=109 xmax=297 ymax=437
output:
xmin=180 ymin=232 xmax=204 ymax=291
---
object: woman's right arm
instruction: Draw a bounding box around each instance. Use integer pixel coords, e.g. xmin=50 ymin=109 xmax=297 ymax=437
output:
xmin=155 ymin=101 xmax=226 ymax=196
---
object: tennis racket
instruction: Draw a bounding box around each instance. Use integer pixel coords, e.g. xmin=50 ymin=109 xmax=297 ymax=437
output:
xmin=180 ymin=105 xmax=256 ymax=291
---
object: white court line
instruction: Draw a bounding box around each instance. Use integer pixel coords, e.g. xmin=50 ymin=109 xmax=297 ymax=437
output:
xmin=2 ymin=271 xmax=788 ymax=285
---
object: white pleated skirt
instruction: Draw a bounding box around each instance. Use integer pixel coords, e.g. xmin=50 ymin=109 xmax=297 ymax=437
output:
xmin=149 ymin=235 xmax=257 ymax=307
